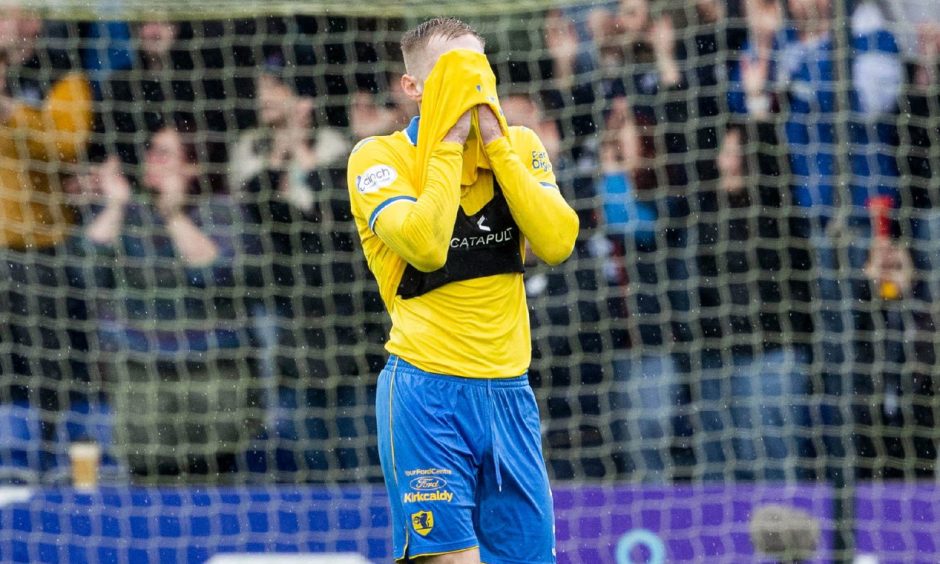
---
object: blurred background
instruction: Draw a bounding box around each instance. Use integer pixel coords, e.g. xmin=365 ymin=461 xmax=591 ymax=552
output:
xmin=0 ymin=0 xmax=938 ymax=561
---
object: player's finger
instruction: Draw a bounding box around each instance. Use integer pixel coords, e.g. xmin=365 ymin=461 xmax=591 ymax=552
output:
xmin=444 ymin=110 xmax=472 ymax=143
xmin=479 ymin=104 xmax=499 ymax=122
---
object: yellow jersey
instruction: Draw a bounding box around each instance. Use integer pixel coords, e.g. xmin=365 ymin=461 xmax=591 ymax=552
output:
xmin=347 ymin=116 xmax=578 ymax=378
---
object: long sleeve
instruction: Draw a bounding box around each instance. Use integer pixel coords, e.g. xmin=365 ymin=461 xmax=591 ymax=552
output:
xmin=352 ymin=140 xmax=464 ymax=273
xmin=485 ymin=132 xmax=578 ymax=265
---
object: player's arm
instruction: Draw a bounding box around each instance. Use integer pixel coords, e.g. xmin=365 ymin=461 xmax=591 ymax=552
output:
xmin=347 ymin=113 xmax=469 ymax=272
xmin=480 ymin=108 xmax=578 ymax=265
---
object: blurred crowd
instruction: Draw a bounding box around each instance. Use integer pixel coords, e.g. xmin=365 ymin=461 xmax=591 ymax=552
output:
xmin=0 ymin=0 xmax=939 ymax=484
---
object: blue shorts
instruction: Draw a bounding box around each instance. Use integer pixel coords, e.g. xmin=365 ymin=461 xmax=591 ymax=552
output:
xmin=375 ymin=355 xmax=555 ymax=563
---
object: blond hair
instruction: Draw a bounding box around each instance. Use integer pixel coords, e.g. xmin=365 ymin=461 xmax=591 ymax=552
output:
xmin=400 ymin=17 xmax=484 ymax=72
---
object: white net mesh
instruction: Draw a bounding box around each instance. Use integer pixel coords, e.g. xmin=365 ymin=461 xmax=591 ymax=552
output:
xmin=0 ymin=0 xmax=938 ymax=561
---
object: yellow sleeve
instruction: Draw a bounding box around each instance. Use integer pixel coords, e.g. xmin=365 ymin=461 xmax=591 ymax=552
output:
xmin=347 ymin=138 xmax=464 ymax=272
xmin=6 ymin=73 xmax=92 ymax=163
xmin=486 ymin=127 xmax=579 ymax=265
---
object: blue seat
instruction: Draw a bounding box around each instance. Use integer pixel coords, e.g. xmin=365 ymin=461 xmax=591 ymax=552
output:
xmin=0 ymin=403 xmax=41 ymax=482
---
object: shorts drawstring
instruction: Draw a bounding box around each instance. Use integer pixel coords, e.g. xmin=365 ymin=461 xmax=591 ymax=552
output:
xmin=487 ymin=379 xmax=503 ymax=492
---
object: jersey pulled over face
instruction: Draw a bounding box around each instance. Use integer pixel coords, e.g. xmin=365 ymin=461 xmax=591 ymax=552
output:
xmin=405 ymin=34 xmax=485 ymax=95
xmin=347 ymin=120 xmax=561 ymax=378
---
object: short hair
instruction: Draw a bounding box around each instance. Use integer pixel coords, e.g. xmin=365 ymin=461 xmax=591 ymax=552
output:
xmin=400 ymin=17 xmax=485 ymax=65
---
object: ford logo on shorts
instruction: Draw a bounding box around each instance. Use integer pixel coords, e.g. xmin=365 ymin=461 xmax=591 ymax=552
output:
xmin=410 ymin=477 xmax=447 ymax=491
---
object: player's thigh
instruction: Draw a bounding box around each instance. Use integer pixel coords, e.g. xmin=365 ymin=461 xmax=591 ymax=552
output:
xmin=413 ymin=547 xmax=481 ymax=564
xmin=477 ymin=383 xmax=555 ymax=563
xmin=381 ymin=363 xmax=484 ymax=556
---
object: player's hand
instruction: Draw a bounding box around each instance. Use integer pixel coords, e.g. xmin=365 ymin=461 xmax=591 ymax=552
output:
xmin=478 ymin=104 xmax=503 ymax=145
xmin=443 ymin=110 xmax=472 ymax=144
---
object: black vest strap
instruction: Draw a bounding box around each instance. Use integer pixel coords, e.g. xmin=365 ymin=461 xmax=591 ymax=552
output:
xmin=396 ymin=182 xmax=524 ymax=299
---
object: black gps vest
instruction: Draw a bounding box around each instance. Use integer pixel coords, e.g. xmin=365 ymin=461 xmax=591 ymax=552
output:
xmin=396 ymin=182 xmax=524 ymax=299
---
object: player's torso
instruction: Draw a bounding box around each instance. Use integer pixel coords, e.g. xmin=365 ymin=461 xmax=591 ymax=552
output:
xmin=353 ymin=129 xmax=533 ymax=378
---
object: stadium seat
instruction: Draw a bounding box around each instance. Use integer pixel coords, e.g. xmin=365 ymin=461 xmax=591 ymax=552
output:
xmin=0 ymin=403 xmax=42 ymax=483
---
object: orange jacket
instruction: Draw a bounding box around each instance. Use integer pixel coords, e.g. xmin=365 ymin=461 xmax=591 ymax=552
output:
xmin=0 ymin=72 xmax=92 ymax=250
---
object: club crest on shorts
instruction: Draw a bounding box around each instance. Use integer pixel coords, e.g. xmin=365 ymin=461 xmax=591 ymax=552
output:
xmin=411 ymin=510 xmax=434 ymax=536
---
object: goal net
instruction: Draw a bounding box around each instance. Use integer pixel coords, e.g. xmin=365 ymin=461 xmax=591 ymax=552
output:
xmin=0 ymin=0 xmax=937 ymax=561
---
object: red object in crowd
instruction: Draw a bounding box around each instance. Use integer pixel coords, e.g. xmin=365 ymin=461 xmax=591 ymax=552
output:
xmin=867 ymin=195 xmax=893 ymax=239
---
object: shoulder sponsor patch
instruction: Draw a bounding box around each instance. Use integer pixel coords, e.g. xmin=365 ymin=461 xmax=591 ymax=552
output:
xmin=356 ymin=164 xmax=397 ymax=194
xmin=530 ymin=150 xmax=552 ymax=172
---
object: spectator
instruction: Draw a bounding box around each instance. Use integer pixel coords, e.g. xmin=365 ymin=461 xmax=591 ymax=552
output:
xmin=686 ymin=0 xmax=738 ymax=182
xmin=589 ymin=1 xmax=737 ymax=481
xmin=588 ymin=0 xmax=683 ymax=128
xmin=735 ymin=0 xmax=903 ymax=210
xmin=691 ymin=122 xmax=813 ymax=481
xmin=228 ymin=55 xmax=349 ymax=460
xmin=77 ymin=125 xmax=256 ymax=480
xmin=0 ymin=10 xmax=78 ymax=105
xmin=599 ymin=107 xmax=679 ymax=482
xmin=903 ymin=23 xmax=940 ymax=246
xmin=349 ymin=89 xmax=406 ymax=140
xmin=597 ymin=109 xmax=658 ymax=251
xmin=912 ymin=22 xmax=940 ymax=88
xmin=864 ymin=235 xmax=914 ymax=305
xmin=588 ymin=0 xmax=740 ymax=207
xmin=734 ymin=0 xmax=905 ymax=481
xmin=231 ymin=55 xmax=348 ymax=216
xmin=0 ymin=12 xmax=93 ymax=476
xmin=96 ymin=21 xmax=195 ymax=167
xmin=540 ymin=10 xmax=599 ymax=156
xmin=578 ymin=0 xmax=690 ymax=480
xmin=860 ymin=227 xmax=937 ymax=478
xmin=534 ymin=10 xmax=634 ymax=240
xmin=908 ymin=21 xmax=940 ymax=100
xmin=588 ymin=0 xmax=725 ymax=323
xmin=96 ymin=20 xmax=230 ymax=192
xmin=894 ymin=21 xmax=940 ymax=478
xmin=880 ymin=0 xmax=940 ymax=59
xmin=729 ymin=0 xmax=783 ymax=120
